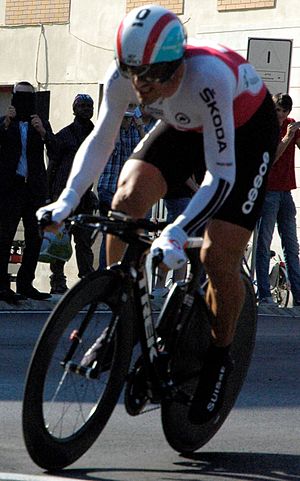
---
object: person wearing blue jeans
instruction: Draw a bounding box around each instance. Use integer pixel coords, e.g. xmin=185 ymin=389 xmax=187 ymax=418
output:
xmin=256 ymin=93 xmax=300 ymax=305
xmin=256 ymin=192 xmax=300 ymax=304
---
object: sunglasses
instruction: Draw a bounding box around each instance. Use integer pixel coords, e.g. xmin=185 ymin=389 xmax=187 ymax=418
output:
xmin=118 ymin=59 xmax=182 ymax=84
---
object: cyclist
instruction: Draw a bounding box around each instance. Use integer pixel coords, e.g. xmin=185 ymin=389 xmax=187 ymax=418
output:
xmin=37 ymin=4 xmax=279 ymax=423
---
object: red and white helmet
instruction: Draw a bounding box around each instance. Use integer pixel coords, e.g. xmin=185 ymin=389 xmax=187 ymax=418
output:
xmin=115 ymin=4 xmax=186 ymax=67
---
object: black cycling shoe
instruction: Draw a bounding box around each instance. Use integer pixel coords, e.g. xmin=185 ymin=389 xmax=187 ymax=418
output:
xmin=80 ymin=327 xmax=114 ymax=371
xmin=188 ymin=344 xmax=234 ymax=424
xmin=125 ymin=359 xmax=149 ymax=416
xmin=125 ymin=357 xmax=161 ymax=416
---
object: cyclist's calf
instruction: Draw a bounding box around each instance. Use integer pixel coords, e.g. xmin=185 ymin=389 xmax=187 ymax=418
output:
xmin=201 ymin=220 xmax=250 ymax=347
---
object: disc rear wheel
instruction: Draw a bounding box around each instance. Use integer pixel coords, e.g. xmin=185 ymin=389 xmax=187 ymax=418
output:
xmin=161 ymin=272 xmax=257 ymax=452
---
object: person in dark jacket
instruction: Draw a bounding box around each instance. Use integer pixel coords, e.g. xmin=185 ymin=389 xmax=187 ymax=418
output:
xmin=47 ymin=94 xmax=97 ymax=294
xmin=0 ymin=81 xmax=54 ymax=303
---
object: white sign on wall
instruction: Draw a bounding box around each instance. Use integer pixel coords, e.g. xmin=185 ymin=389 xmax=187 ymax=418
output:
xmin=247 ymin=38 xmax=293 ymax=94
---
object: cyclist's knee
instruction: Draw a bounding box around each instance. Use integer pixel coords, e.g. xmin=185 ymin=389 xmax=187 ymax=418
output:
xmin=112 ymin=184 xmax=150 ymax=218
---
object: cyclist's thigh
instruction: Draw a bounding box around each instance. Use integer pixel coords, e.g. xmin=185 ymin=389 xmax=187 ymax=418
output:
xmin=201 ymin=219 xmax=251 ymax=274
xmin=113 ymin=159 xmax=167 ymax=216
xmin=130 ymin=120 xmax=206 ymax=195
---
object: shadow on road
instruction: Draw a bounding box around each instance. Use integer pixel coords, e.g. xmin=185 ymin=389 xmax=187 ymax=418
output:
xmin=46 ymin=451 xmax=300 ymax=481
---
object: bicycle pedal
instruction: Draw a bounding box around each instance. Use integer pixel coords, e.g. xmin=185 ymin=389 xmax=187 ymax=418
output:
xmin=64 ymin=361 xmax=98 ymax=379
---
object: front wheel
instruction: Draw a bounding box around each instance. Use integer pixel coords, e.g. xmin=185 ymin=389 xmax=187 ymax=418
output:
xmin=161 ymin=272 xmax=257 ymax=453
xmin=22 ymin=270 xmax=134 ymax=470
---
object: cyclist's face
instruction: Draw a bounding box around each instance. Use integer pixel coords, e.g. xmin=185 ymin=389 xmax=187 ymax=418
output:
xmin=130 ymin=63 xmax=184 ymax=105
xmin=275 ymin=105 xmax=290 ymax=126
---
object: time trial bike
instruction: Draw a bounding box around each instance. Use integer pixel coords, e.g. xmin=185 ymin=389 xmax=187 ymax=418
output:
xmin=22 ymin=211 xmax=257 ymax=470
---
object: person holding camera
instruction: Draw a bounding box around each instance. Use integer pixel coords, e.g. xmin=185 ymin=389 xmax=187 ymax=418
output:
xmin=256 ymin=93 xmax=300 ymax=306
xmin=0 ymin=81 xmax=54 ymax=303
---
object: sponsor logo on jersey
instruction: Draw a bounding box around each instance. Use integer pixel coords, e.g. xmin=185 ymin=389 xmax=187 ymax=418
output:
xmin=108 ymin=69 xmax=120 ymax=88
xmin=147 ymin=106 xmax=164 ymax=118
xmin=199 ymin=88 xmax=227 ymax=153
xmin=242 ymin=152 xmax=270 ymax=214
xmin=175 ymin=112 xmax=191 ymax=125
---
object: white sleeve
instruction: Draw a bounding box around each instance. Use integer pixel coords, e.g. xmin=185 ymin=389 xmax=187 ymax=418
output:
xmin=174 ymin=65 xmax=237 ymax=234
xmin=65 ymin=63 xmax=136 ymax=199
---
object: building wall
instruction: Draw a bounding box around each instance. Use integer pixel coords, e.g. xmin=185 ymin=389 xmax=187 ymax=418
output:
xmin=5 ymin=0 xmax=70 ymax=25
xmin=126 ymin=0 xmax=184 ymax=14
xmin=0 ymin=0 xmax=299 ymax=289
xmin=217 ymin=0 xmax=276 ymax=11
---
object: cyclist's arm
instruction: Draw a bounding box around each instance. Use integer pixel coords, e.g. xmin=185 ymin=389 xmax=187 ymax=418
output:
xmin=175 ymin=70 xmax=236 ymax=234
xmin=65 ymin=64 xmax=136 ymax=202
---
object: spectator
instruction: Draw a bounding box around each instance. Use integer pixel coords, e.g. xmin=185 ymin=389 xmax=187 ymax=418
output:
xmin=47 ymin=94 xmax=97 ymax=294
xmin=138 ymin=105 xmax=157 ymax=136
xmin=256 ymin=93 xmax=300 ymax=306
xmin=0 ymin=81 xmax=54 ymax=303
xmin=97 ymin=105 xmax=144 ymax=269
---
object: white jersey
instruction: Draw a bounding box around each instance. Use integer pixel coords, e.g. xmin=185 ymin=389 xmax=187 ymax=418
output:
xmin=66 ymin=40 xmax=266 ymax=230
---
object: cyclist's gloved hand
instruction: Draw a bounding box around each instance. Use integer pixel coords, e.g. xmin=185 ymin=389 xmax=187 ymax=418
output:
xmin=151 ymin=224 xmax=188 ymax=270
xmin=36 ymin=188 xmax=80 ymax=225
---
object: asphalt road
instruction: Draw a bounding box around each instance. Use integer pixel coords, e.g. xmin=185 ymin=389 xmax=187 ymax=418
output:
xmin=0 ymin=310 xmax=299 ymax=481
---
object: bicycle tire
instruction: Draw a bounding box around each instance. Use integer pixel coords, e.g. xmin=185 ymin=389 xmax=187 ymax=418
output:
xmin=22 ymin=270 xmax=134 ymax=470
xmin=161 ymin=272 xmax=257 ymax=453
xmin=271 ymin=265 xmax=290 ymax=308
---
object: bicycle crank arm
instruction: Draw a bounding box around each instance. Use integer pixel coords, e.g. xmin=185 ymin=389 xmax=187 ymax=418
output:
xmin=165 ymin=386 xmax=193 ymax=406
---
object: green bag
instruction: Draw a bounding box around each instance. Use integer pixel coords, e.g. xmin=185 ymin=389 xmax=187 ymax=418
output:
xmin=39 ymin=226 xmax=73 ymax=263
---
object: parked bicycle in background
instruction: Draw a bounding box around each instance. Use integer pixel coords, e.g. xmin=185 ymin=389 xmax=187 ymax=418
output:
xmin=243 ymin=226 xmax=290 ymax=308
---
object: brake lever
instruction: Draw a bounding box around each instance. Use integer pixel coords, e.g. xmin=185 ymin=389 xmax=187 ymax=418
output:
xmin=151 ymin=247 xmax=164 ymax=272
xmin=38 ymin=211 xmax=54 ymax=237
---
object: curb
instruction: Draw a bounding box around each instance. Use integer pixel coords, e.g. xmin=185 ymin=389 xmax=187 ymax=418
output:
xmin=0 ymin=296 xmax=300 ymax=316
xmin=0 ymin=294 xmax=61 ymax=311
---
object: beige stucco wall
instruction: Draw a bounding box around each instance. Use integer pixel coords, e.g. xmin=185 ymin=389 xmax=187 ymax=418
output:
xmin=0 ymin=0 xmax=299 ymax=291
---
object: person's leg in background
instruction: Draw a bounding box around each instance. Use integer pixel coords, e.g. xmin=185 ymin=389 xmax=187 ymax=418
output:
xmin=0 ymin=195 xmax=22 ymax=301
xmin=277 ymin=191 xmax=300 ymax=305
xmin=16 ymin=194 xmax=51 ymax=299
xmin=97 ymin=189 xmax=114 ymax=270
xmin=72 ymin=224 xmax=95 ymax=278
xmin=49 ymin=259 xmax=67 ymax=294
xmin=16 ymin=200 xmax=42 ymax=291
xmin=255 ymin=191 xmax=280 ymax=303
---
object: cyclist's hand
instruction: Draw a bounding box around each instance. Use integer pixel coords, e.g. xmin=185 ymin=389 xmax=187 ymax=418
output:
xmin=150 ymin=224 xmax=188 ymax=270
xmin=36 ymin=188 xmax=80 ymax=229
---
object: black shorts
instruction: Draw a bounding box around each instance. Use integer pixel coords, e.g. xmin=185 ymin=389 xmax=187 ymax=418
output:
xmin=131 ymin=92 xmax=279 ymax=231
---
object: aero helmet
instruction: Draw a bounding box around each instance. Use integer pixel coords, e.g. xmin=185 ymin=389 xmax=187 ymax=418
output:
xmin=115 ymin=4 xmax=186 ymax=82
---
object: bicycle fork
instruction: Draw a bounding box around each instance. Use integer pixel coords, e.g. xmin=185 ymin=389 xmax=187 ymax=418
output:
xmin=135 ymin=263 xmax=195 ymax=405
